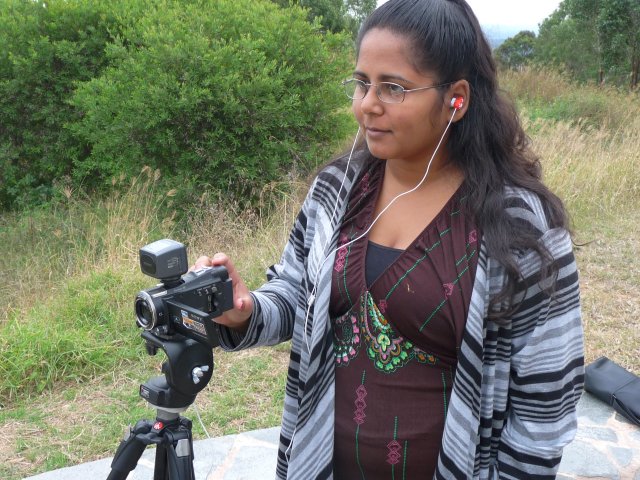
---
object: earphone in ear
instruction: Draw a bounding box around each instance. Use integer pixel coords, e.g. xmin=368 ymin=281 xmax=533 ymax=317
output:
xmin=450 ymin=96 xmax=464 ymax=110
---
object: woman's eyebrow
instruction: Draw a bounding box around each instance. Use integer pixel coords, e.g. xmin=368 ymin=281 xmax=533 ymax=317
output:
xmin=352 ymin=70 xmax=412 ymax=84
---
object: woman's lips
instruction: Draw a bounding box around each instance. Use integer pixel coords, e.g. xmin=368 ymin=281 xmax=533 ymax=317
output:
xmin=365 ymin=127 xmax=390 ymax=139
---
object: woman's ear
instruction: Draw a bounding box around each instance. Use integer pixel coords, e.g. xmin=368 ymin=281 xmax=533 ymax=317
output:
xmin=447 ymin=79 xmax=470 ymax=121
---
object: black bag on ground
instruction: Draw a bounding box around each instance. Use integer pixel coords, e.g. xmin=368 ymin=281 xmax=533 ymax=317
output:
xmin=584 ymin=356 xmax=640 ymax=427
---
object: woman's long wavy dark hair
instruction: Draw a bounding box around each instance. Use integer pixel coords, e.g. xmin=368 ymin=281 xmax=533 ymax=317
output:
xmin=357 ymin=0 xmax=569 ymax=319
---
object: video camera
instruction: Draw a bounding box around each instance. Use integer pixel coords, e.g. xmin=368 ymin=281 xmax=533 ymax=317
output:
xmin=134 ymin=238 xmax=233 ymax=348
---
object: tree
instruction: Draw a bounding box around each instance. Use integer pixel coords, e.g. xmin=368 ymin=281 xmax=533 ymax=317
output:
xmin=536 ymin=1 xmax=603 ymax=83
xmin=272 ymin=0 xmax=376 ymax=36
xmin=494 ymin=30 xmax=537 ymax=70
xmin=597 ymin=0 xmax=640 ymax=88
xmin=536 ymin=0 xmax=640 ymax=87
xmin=345 ymin=0 xmax=377 ymax=33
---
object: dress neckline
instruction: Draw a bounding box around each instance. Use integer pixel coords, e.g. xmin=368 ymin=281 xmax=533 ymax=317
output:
xmin=368 ymin=240 xmax=403 ymax=253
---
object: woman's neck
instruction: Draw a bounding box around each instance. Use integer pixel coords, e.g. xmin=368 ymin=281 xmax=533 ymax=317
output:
xmin=383 ymin=155 xmax=463 ymax=191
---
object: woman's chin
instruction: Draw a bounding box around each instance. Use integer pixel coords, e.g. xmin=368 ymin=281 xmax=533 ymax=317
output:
xmin=365 ymin=141 xmax=392 ymax=160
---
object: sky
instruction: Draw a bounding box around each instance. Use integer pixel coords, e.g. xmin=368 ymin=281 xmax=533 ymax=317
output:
xmin=376 ymin=0 xmax=562 ymax=32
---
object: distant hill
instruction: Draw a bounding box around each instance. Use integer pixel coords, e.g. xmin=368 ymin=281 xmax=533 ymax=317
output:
xmin=482 ymin=24 xmax=536 ymax=49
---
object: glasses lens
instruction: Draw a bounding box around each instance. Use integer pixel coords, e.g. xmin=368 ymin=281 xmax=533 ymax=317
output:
xmin=344 ymin=79 xmax=366 ymax=100
xmin=378 ymin=83 xmax=405 ymax=103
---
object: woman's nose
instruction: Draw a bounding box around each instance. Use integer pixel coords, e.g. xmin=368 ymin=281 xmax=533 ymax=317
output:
xmin=359 ymin=85 xmax=383 ymax=114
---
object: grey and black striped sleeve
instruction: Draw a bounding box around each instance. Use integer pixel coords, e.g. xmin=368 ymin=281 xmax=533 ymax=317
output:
xmin=495 ymin=226 xmax=584 ymax=479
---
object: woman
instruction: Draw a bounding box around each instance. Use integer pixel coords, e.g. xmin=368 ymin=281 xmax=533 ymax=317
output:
xmin=194 ymin=0 xmax=584 ymax=478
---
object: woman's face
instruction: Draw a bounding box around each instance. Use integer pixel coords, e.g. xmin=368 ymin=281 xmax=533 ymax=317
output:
xmin=352 ymin=28 xmax=451 ymax=165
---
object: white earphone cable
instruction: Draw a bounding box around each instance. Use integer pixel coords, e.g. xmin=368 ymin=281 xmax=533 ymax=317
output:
xmin=286 ymin=127 xmax=361 ymax=462
xmin=303 ymin=107 xmax=458 ymax=353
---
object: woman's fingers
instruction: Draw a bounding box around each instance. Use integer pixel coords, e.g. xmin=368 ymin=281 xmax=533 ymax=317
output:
xmin=191 ymin=252 xmax=253 ymax=330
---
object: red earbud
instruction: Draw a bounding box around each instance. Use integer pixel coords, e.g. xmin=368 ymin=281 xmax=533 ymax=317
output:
xmin=450 ymin=96 xmax=464 ymax=110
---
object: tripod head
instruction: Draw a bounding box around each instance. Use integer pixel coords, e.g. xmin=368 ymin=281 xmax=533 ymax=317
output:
xmin=140 ymin=330 xmax=214 ymax=410
xmin=108 ymin=331 xmax=214 ymax=480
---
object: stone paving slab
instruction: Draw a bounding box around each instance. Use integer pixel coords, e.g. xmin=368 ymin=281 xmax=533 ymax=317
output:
xmin=24 ymin=427 xmax=280 ymax=480
xmin=24 ymin=393 xmax=640 ymax=479
xmin=557 ymin=393 xmax=640 ymax=480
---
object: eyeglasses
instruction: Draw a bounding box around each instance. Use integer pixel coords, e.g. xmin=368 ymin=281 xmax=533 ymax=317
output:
xmin=342 ymin=78 xmax=451 ymax=104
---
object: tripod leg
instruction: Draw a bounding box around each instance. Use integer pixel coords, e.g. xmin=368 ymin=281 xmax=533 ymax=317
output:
xmin=165 ymin=435 xmax=196 ymax=480
xmin=107 ymin=420 xmax=153 ymax=480
xmin=153 ymin=443 xmax=169 ymax=480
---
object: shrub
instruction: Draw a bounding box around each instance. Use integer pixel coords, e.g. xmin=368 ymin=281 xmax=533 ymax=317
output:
xmin=68 ymin=0 xmax=353 ymax=203
xmin=0 ymin=0 xmax=136 ymax=208
xmin=0 ymin=0 xmax=353 ymax=209
xmin=499 ymin=67 xmax=639 ymax=130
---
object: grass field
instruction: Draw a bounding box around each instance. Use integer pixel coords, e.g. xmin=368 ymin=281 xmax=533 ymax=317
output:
xmin=1 ymin=68 xmax=639 ymax=479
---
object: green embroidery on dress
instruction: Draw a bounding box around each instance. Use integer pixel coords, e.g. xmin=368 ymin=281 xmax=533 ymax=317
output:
xmin=418 ymin=247 xmax=477 ymax=332
xmin=333 ymin=292 xmax=438 ymax=372
xmin=403 ymin=441 xmax=408 ymax=480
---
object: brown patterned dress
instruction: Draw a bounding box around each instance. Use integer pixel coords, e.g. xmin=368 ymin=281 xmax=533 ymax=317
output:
xmin=330 ymin=159 xmax=480 ymax=479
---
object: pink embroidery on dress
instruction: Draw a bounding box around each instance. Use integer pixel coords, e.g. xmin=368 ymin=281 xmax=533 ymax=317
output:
xmin=468 ymin=229 xmax=477 ymax=244
xmin=352 ymin=315 xmax=360 ymax=344
xmin=353 ymin=385 xmax=367 ymax=425
xmin=378 ymin=299 xmax=388 ymax=314
xmin=387 ymin=440 xmax=402 ymax=465
xmin=334 ymin=247 xmax=347 ymax=272
xmin=334 ymin=234 xmax=350 ymax=272
xmin=443 ymin=283 xmax=454 ymax=298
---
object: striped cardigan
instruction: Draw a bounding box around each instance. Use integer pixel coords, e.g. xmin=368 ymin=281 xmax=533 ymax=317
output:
xmin=217 ymin=154 xmax=584 ymax=479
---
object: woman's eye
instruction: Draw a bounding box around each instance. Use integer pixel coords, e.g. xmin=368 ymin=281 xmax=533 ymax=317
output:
xmin=387 ymin=83 xmax=405 ymax=96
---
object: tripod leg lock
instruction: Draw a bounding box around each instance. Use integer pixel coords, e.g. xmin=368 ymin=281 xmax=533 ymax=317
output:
xmin=175 ymin=438 xmax=192 ymax=458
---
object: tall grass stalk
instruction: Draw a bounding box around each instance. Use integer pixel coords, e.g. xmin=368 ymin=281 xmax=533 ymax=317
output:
xmin=186 ymin=179 xmax=308 ymax=290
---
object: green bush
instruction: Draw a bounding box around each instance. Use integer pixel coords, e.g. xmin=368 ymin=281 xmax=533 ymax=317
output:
xmin=68 ymin=0 xmax=352 ymax=201
xmin=0 ymin=0 xmax=353 ymax=209
xmin=0 ymin=0 xmax=138 ymax=208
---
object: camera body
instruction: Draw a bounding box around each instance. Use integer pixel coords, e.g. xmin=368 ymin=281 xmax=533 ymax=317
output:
xmin=135 ymin=239 xmax=233 ymax=347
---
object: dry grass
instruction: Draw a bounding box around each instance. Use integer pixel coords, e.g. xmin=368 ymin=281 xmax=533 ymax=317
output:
xmin=185 ymin=178 xmax=309 ymax=291
xmin=500 ymin=67 xmax=639 ymax=131
xmin=0 ymin=166 xmax=178 ymax=326
xmin=573 ymin=215 xmax=640 ymax=374
xmin=530 ymin=116 xmax=640 ymax=225
xmin=522 ymin=74 xmax=640 ymax=374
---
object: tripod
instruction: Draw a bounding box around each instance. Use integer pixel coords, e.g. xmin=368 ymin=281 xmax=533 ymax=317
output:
xmin=107 ymin=331 xmax=214 ymax=480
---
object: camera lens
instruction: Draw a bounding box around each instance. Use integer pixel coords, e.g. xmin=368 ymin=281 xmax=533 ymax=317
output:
xmin=135 ymin=291 xmax=157 ymax=330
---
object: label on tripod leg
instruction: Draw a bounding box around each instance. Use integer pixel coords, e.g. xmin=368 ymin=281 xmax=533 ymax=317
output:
xmin=181 ymin=309 xmax=207 ymax=336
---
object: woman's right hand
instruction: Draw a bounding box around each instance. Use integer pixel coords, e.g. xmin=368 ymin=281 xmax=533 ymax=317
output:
xmin=191 ymin=253 xmax=253 ymax=333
